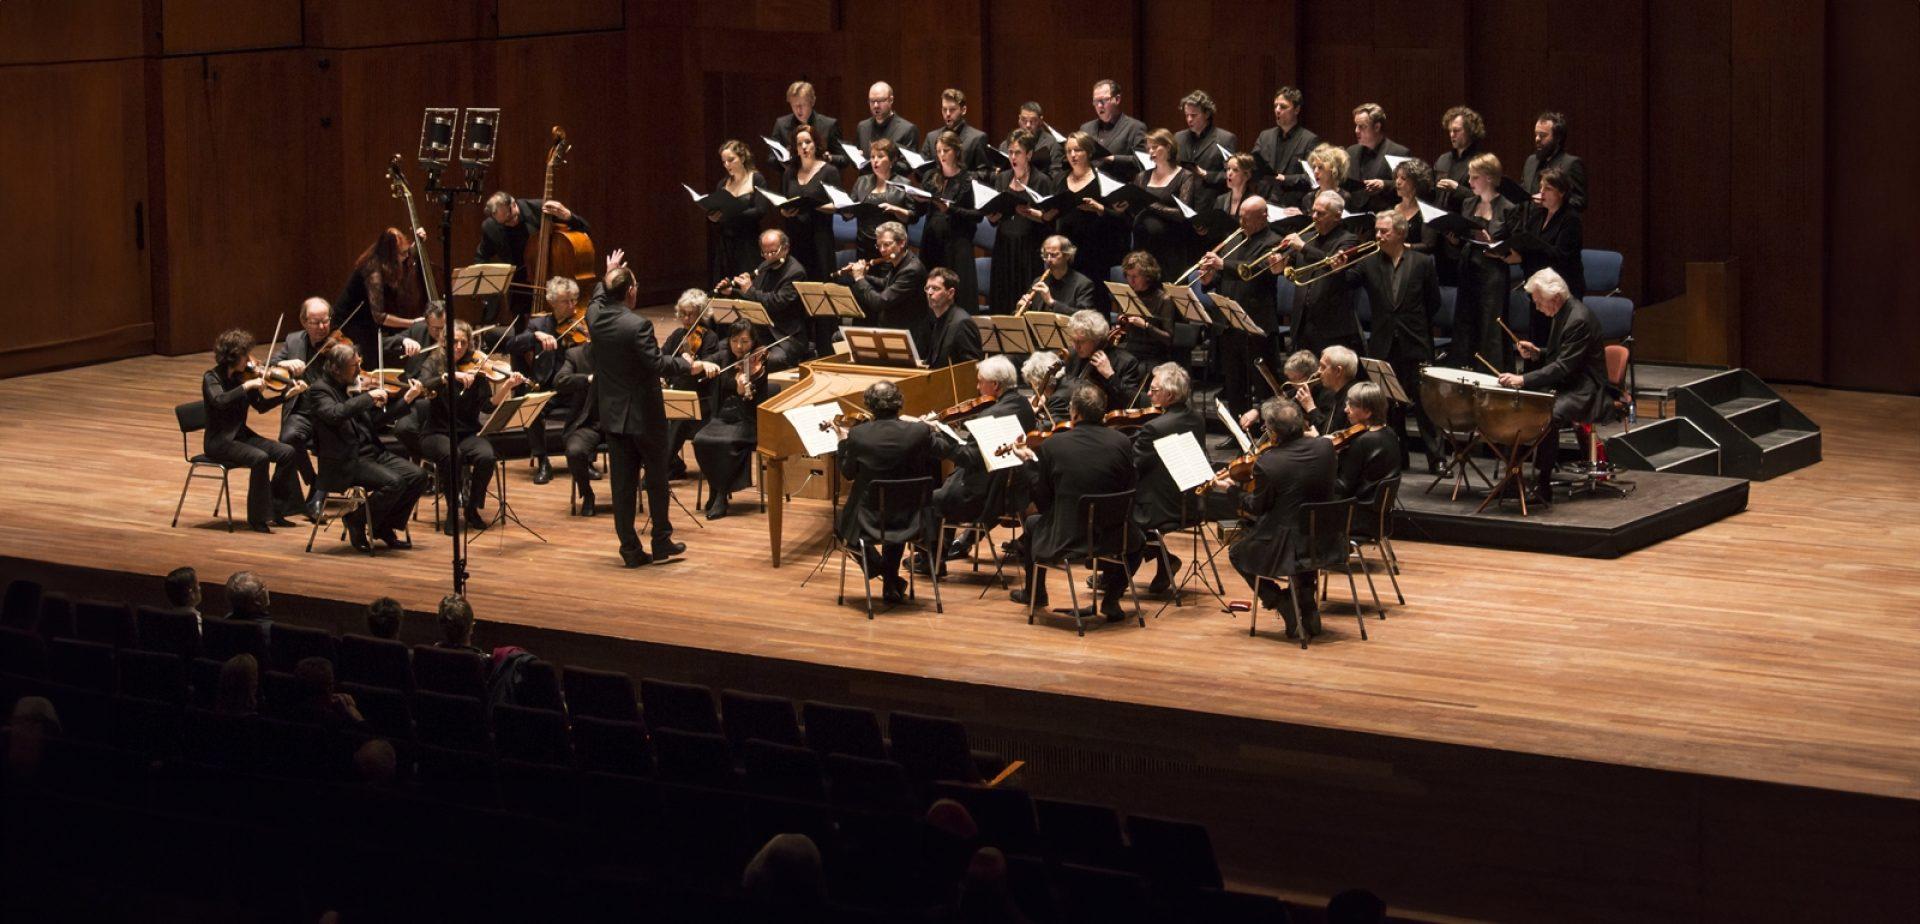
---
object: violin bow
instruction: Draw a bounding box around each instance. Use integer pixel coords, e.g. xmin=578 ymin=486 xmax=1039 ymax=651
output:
xmin=262 ymin=313 xmax=284 ymax=368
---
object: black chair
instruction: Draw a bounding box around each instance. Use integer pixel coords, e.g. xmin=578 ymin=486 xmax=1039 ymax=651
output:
xmin=1348 ymin=474 xmax=1405 ymax=610
xmin=887 ymin=710 xmax=983 ymax=785
xmin=200 ymin=616 xmax=269 ymax=663
xmin=802 ymin=700 xmax=888 ymax=760
xmin=498 ymin=758 xmax=581 ymax=822
xmin=257 ymin=716 xmax=336 ymax=779
xmin=721 ymin=688 xmax=803 ymax=751
xmin=1025 ymin=489 xmax=1146 ymax=636
xmin=338 ymin=634 xmax=413 ymax=691
xmin=118 ymin=648 xmax=188 ymax=704
xmin=823 ymin=753 xmax=917 ymax=814
xmin=37 ymin=681 xmax=113 ymax=744
xmin=945 ymin=468 xmax=1026 ymax=596
xmin=1035 ymin=797 xmax=1131 ymax=870
xmin=187 ymin=657 xmax=225 ymax=709
xmin=35 ymin=592 xmax=74 ymax=641
xmin=0 ymin=626 xmax=50 ymax=679
xmin=412 ymin=743 xmax=500 ymax=807
xmin=48 ymin=638 xmax=116 ymax=694
xmin=1 ymin=579 xmax=43 ymax=631
xmin=1250 ymin=497 xmax=1365 ymax=648
xmin=412 ymin=645 xmax=489 ymax=700
xmin=1054 ymin=862 xmax=1151 ymax=924
xmin=1183 ymin=887 xmax=1295 ymax=923
xmin=270 ymin=624 xmax=338 ymax=673
xmin=640 ymin=677 xmax=721 ymax=735
xmin=340 ymin=682 xmax=414 ymax=741
xmin=562 ymin=666 xmax=641 ymax=724
xmin=652 ymin=727 xmax=741 ymax=789
xmin=834 ymin=475 xmax=943 ymax=618
xmin=182 ymin=707 xmax=261 ymax=771
xmin=514 ymin=659 xmax=565 ymax=712
xmin=135 ymin=606 xmax=201 ymax=661
xmin=260 ymin=669 xmax=302 ymax=720
xmin=171 ymin=400 xmax=236 ymax=532
xmin=571 ymin=716 xmax=653 ymax=778
xmin=412 ymin=690 xmax=493 ymax=754
xmin=1126 ymin=813 xmax=1223 ymax=891
xmin=114 ymin=694 xmax=183 ymax=759
xmin=931 ymin=782 xmax=1040 ymax=855
xmin=741 ymin=738 xmax=828 ymax=803
xmin=493 ymin=704 xmax=574 ymax=766
xmin=72 ymin=599 xmax=137 ymax=648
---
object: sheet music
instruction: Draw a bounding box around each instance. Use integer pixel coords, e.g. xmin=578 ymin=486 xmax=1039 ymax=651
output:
xmin=969 ymin=178 xmax=1001 ymax=209
xmin=1046 ymin=123 xmax=1066 ymax=144
xmin=757 ymin=186 xmax=793 ymax=208
xmin=1384 ymin=154 xmax=1411 ymax=171
xmin=1132 ymin=150 xmax=1155 ymax=172
xmin=965 ymin=415 xmax=1028 ymax=472
xmin=1174 ymin=196 xmax=1197 ymax=219
xmin=1094 ymin=171 xmax=1125 ymax=197
xmin=1154 ymin=430 xmax=1215 ymax=493
xmin=1215 ymin=398 xmax=1252 ymax=452
xmin=837 ymin=141 xmax=869 ymax=169
xmin=761 ymin=135 xmax=792 ymax=163
xmin=898 ymin=147 xmax=931 ymax=171
xmin=1215 ymin=142 xmax=1235 ymax=160
xmin=823 ymin=185 xmax=856 ymax=209
xmin=1417 ymin=199 xmax=1448 ymax=222
xmin=1300 ymin=159 xmax=1318 ymax=188
xmin=929 ymin=419 xmax=965 ymax=444
xmin=681 ymin=182 xmax=705 ymax=202
xmin=785 ymin=402 xmax=845 ymax=458
xmin=888 ymin=179 xmax=933 ymax=200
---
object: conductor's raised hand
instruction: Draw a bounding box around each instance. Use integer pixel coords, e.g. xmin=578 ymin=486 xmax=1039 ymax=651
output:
xmin=606 ymin=249 xmax=627 ymax=274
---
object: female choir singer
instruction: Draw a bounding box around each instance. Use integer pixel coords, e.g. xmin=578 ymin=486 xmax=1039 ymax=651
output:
xmin=986 ymin=129 xmax=1057 ymax=313
xmin=779 ymin=124 xmax=839 ymax=281
xmin=848 ymin=138 xmax=919 ymax=260
xmin=919 ymin=131 xmax=984 ymax=312
xmin=706 ymin=140 xmax=768 ymax=282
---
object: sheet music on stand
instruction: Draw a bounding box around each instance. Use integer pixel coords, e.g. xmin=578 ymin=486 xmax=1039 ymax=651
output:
xmin=794 ymin=282 xmax=865 ymax=320
xmin=480 ymin=391 xmax=554 ymax=437
xmin=452 ymin=263 xmax=514 ymax=299
xmin=708 ymin=298 xmax=772 ymax=327
xmin=841 ymin=326 xmax=923 ymax=368
xmin=1357 ymin=357 xmax=1412 ymax=404
xmin=1197 ymin=289 xmax=1264 ymax=337
xmin=1214 ymin=398 xmax=1253 ymax=452
xmin=1164 ymin=286 xmax=1213 ymax=326
xmin=1153 ymin=430 xmax=1216 ymax=492
xmin=964 ymin=415 xmax=1029 ymax=472
xmin=1105 ymin=282 xmax=1151 ymax=319
xmin=974 ymin=315 xmax=1036 ymax=355
xmin=783 ymin=402 xmax=845 ymax=457
xmin=1023 ymin=312 xmax=1073 ymax=353
xmin=663 ymin=389 xmax=703 ymax=421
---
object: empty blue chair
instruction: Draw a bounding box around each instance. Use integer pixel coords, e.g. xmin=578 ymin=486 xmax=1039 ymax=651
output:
xmin=1582 ymin=249 xmax=1624 ymax=295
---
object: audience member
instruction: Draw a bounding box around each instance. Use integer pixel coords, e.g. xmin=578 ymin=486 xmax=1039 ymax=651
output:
xmin=740 ymin=833 xmax=828 ymax=919
xmin=6 ymin=697 xmax=61 ymax=783
xmin=365 ymin=596 xmax=403 ymax=640
xmin=956 ymin=847 xmax=1031 ymax=924
xmin=292 ymin=657 xmax=364 ymax=727
xmin=163 ymin=566 xmax=203 ymax=625
xmin=435 ymin=594 xmax=481 ymax=653
xmin=224 ymin=570 xmax=272 ymax=627
xmin=352 ymin=738 xmax=399 ymax=789
xmin=213 ymin=653 xmax=260 ymax=717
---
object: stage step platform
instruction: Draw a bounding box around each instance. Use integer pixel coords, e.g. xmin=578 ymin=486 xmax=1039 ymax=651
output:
xmin=1606 ymin=416 xmax=1723 ymax=475
xmin=1672 ymin=368 xmax=1821 ymax=480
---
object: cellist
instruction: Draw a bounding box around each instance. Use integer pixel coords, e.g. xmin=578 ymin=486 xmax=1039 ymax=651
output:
xmin=477 ymin=191 xmax=590 ymax=322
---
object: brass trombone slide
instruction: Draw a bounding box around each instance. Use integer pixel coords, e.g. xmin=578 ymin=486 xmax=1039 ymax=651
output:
xmin=1236 ymin=226 xmax=1322 ymax=280
xmin=1283 ymin=240 xmax=1380 ymax=287
xmin=1171 ymin=228 xmax=1249 ymax=287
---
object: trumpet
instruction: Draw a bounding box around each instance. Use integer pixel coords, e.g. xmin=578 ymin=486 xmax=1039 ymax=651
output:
xmin=1283 ymin=240 xmax=1380 ymax=287
xmin=1171 ymin=228 xmax=1248 ymax=287
xmin=1236 ymin=227 xmax=1322 ymax=280
xmin=1013 ymin=269 xmax=1050 ymax=315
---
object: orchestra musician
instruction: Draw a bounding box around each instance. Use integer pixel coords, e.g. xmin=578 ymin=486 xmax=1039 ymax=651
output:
xmin=269 ymin=297 xmax=340 ymax=519
xmin=985 ymin=129 xmax=1057 ymax=314
xmin=1114 ymin=251 xmax=1179 ymax=369
xmin=848 ymin=138 xmax=919 ymax=260
xmin=1346 ymin=103 xmax=1412 ymax=214
xmin=1252 ymin=87 xmax=1322 ymax=203
xmin=1125 ymin=363 xmax=1207 ymax=594
xmin=417 ymin=320 xmax=529 ymax=532
xmin=916 ymin=355 xmax=1034 ymax=573
xmin=856 ymin=81 xmax=921 ymax=153
xmin=1497 ymin=268 xmax=1605 ymax=507
xmin=1432 ymin=106 xmax=1487 ymax=212
xmin=661 ymin=289 xmax=723 ymax=480
xmin=1131 ymin=129 xmax=1203 ymax=277
xmin=771 ymin=80 xmax=849 ymax=170
xmin=477 ymin=191 xmax=589 ymax=322
xmin=1020 ymin=236 xmax=1098 ymax=315
xmin=1016 ymin=102 xmax=1067 ymax=183
xmin=203 ymin=328 xmax=308 ymax=532
xmin=1448 ymin=152 xmax=1524 ymax=368
xmin=1006 ymin=384 xmax=1141 ymax=622
xmin=1173 ymin=90 xmax=1238 ymax=198
xmin=1335 ymin=382 xmax=1402 ymax=510
xmin=522 ymin=277 xmax=582 ymax=486
xmin=336 ymin=227 xmax=425 ymax=363
xmin=1058 ymin=309 xmax=1145 ymax=412
xmin=387 ymin=300 xmax=446 ymax=378
xmin=715 ymin=229 xmax=813 ymax=372
xmin=920 ymin=88 xmax=992 ymax=178
xmin=693 ymin=321 xmax=769 ymax=521
xmin=1217 ymin=398 xmax=1335 ymax=639
xmin=1515 ymin=166 xmax=1587 ymax=346
xmin=307 ymin=342 xmax=430 ymax=552
xmin=1056 ymin=131 xmax=1129 ymax=305
xmin=1335 ymin=211 xmax=1444 ymax=471
xmin=548 ymin=336 xmax=604 ymax=517
xmin=588 ymin=250 xmax=723 ymax=568
xmin=779 ymin=123 xmax=841 ymax=283
xmin=1280 ymin=190 xmax=1366 ymax=357
xmin=1295 ymin=345 xmax=1360 ymax=437
xmin=1022 ymin=350 xmax=1068 ymax=427
xmin=923 ymin=268 xmax=984 ymax=368
xmin=920 ymin=131 xmax=985 ymax=312
xmin=704 ymin=140 xmax=769 ymax=282
xmin=1080 ymin=79 xmax=1148 ymax=182
xmin=1196 ymin=197 xmax=1284 ymax=422
xmin=833 ymin=381 xmax=940 ymax=605
xmin=847 ymin=221 xmax=932 ymax=349
xmin=1522 ymin=111 xmax=1588 ymax=212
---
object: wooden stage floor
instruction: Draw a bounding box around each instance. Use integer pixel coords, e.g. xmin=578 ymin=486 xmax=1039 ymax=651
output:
xmin=4 ymin=351 xmax=1919 ymax=808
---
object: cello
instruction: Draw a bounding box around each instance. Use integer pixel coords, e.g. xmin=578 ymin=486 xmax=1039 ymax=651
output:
xmin=527 ymin=126 xmax=598 ymax=314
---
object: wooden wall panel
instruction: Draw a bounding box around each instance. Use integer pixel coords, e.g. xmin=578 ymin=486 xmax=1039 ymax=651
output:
xmin=0 ymin=0 xmax=145 ymax=65
xmin=303 ymin=0 xmax=493 ymax=48
xmin=497 ymin=0 xmax=624 ymax=37
xmin=161 ymin=0 xmax=303 ymax=55
xmin=1645 ymin=0 xmax=1732 ymax=304
xmin=1140 ymin=1 xmax=1299 ymax=148
xmin=984 ymin=0 xmax=1137 ymax=147
xmin=1302 ymin=0 xmax=1469 ymax=170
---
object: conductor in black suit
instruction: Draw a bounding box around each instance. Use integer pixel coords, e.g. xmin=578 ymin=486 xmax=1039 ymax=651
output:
xmin=715 ymin=229 xmax=813 ymax=371
xmin=477 ymin=191 xmax=588 ymax=322
xmin=772 ymin=80 xmax=849 ymax=170
xmin=848 ymin=221 xmax=932 ymax=349
xmin=1338 ymin=211 xmax=1444 ymax=470
xmin=307 ymin=343 xmax=430 ymax=552
xmin=1498 ymin=268 xmax=1606 ymax=505
xmin=1220 ymin=399 xmax=1336 ymax=638
xmin=1008 ymin=384 xmax=1142 ymax=622
xmin=587 ymin=249 xmax=722 ymax=567
xmin=923 ymin=268 xmax=983 ymax=368
xmin=833 ymin=381 xmax=940 ymax=605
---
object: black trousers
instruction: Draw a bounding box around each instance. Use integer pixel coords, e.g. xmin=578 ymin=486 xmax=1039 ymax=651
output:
xmin=207 ymin=433 xmax=301 ymax=526
xmin=1215 ymin=328 xmax=1273 ymax=418
xmin=277 ymin=411 xmax=319 ymax=496
xmin=1234 ymin=565 xmax=1320 ymax=634
xmin=608 ymin=427 xmax=674 ymax=554
xmin=330 ymin=451 xmax=428 ymax=534
xmin=1385 ymin=347 xmax=1443 ymax=467
xmin=564 ymin=426 xmax=603 ymax=497
xmin=1018 ymin=513 xmax=1141 ymax=604
xmin=390 ymin=408 xmax=425 ymax=458
xmin=691 ymin=419 xmax=755 ymax=506
xmin=1535 ymin=387 xmax=1595 ymax=493
xmin=420 ymin=434 xmax=496 ymax=511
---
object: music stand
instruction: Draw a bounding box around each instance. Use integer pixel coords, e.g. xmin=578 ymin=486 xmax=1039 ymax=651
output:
xmin=1164 ymin=287 xmax=1213 ymax=326
xmin=452 ymin=263 xmax=513 ymax=299
xmin=1106 ymin=282 xmax=1151 ymax=320
xmin=708 ymin=298 xmax=772 ymax=327
xmin=840 ymin=326 xmax=923 ymax=368
xmin=1206 ymin=292 xmax=1265 ymax=338
xmin=1358 ymin=357 xmax=1411 ymax=404
xmin=796 ymin=282 xmax=865 ymax=321
xmin=472 ymin=391 xmax=553 ymax=543
xmin=975 ymin=315 xmax=1037 ymax=355
xmin=1022 ymin=312 xmax=1073 ymax=353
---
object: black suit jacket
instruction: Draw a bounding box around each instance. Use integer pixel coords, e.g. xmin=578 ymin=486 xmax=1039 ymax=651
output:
xmin=1174 ymin=124 xmax=1239 ymax=196
xmin=269 ymin=330 xmax=332 ymax=417
xmin=921 ymin=120 xmax=992 ymax=179
xmin=852 ymin=252 xmax=931 ymax=342
xmin=1214 ymin=227 xmax=1283 ymax=329
xmin=927 ymin=305 xmax=984 ymax=368
xmin=1520 ymin=298 xmax=1606 ymax=406
xmin=835 ymin=417 xmax=939 ymax=543
xmin=1253 ymin=124 xmax=1322 ymax=201
xmin=773 ymin=111 xmax=848 ymax=169
xmin=1038 ymin=270 xmax=1098 ymax=314
xmin=201 ymin=368 xmax=291 ymax=451
xmin=1130 ymin=405 xmax=1207 ymax=530
xmin=931 ymin=390 xmax=1036 ymax=522
xmin=1291 ymin=226 xmax=1362 ymax=350
xmin=586 ymin=288 xmax=693 ymax=437
xmin=307 ymin=377 xmax=412 ymax=486
xmin=856 ymin=115 xmax=921 ymax=155
xmin=1062 ymin=347 xmax=1146 ymax=412
xmin=1079 ymin=114 xmax=1148 ymax=181
xmin=1230 ymin=436 xmax=1336 ymax=577
xmin=1025 ymin=421 xmax=1139 ymax=562
xmin=1346 ymin=138 xmax=1411 ymax=213
xmin=1337 ymin=427 xmax=1401 ymax=503
xmin=738 ymin=257 xmax=812 ymax=345
xmin=551 ymin=344 xmax=599 ymax=439
xmin=476 ymin=198 xmax=592 ymax=281
xmin=1523 ymin=147 xmax=1588 ymax=211
xmin=1344 ymin=248 xmax=1441 ymax=359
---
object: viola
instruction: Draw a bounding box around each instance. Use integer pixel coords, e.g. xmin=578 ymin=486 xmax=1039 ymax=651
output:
xmin=457 ymin=350 xmax=512 ymax=383
xmin=931 ymin=395 xmax=994 ymax=424
xmin=1196 ymin=437 xmax=1276 ymax=495
xmin=1102 ymin=406 xmax=1162 ymax=430
xmin=554 ymin=312 xmax=590 ymax=347
xmin=248 ymin=361 xmax=299 ymax=396
xmin=818 ymin=409 xmax=873 ymax=433
xmin=1019 ymin=419 xmax=1076 ymax=450
xmin=1327 ymin=423 xmax=1367 ymax=449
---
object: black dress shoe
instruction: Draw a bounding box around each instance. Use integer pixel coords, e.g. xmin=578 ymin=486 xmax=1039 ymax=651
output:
xmin=465 ymin=507 xmax=486 ymax=527
xmin=249 ymin=523 xmax=274 ymax=534
xmin=1101 ymin=605 xmax=1131 ymax=623
xmin=305 ymin=499 xmax=324 ymax=523
xmin=1148 ymin=554 xmax=1182 ymax=593
xmin=910 ymin=554 xmax=946 ymax=578
xmin=347 ymin=524 xmax=373 ymax=552
xmin=620 ymin=548 xmax=653 ymax=568
xmin=579 ymin=494 xmax=597 ymax=517
xmin=652 ymin=539 xmax=686 ymax=561
xmin=531 ymin=459 xmax=553 ymax=485
xmin=882 ymin=579 xmax=907 ymax=605
xmin=1009 ymin=587 xmax=1048 ymax=607
xmin=375 ymin=529 xmax=411 ymax=550
xmin=704 ymin=499 xmax=728 ymax=521
xmin=270 ymin=516 xmax=297 ymax=528
xmin=668 ymin=461 xmax=689 ymax=481
xmin=1527 ymin=487 xmax=1554 ymax=507
xmin=589 ymin=465 xmax=604 ymax=481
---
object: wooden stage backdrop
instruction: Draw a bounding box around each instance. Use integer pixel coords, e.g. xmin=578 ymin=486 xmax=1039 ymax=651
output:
xmin=1 ymin=0 xmax=1917 ymax=392
xmin=1 ymin=349 xmax=1917 ymax=920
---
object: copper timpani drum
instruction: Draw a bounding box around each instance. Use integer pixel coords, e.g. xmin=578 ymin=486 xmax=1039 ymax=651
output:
xmin=1419 ymin=366 xmax=1499 ymax=436
xmin=1470 ymin=384 xmax=1554 ymax=448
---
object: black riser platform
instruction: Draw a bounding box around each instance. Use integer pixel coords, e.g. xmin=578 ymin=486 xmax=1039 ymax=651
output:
xmin=1672 ymin=369 xmax=1821 ymax=480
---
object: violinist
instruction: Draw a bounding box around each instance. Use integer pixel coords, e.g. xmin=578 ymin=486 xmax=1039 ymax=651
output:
xmin=1059 ymin=309 xmax=1146 ymax=412
xmin=693 ymin=321 xmax=770 ymax=521
xmin=337 ymin=226 xmax=426 ymax=362
xmin=307 ymin=343 xmax=429 ymax=552
xmin=1021 ymin=350 xmax=1068 ymax=426
xmin=923 ymin=268 xmax=983 ymax=368
xmin=478 ymin=190 xmax=589 ymax=322
xmin=1114 ymin=251 xmax=1179 ymax=369
xmin=662 ymin=289 xmax=723 ymax=480
xmin=269 ymin=297 xmax=341 ymax=519
xmin=919 ymin=356 xmax=1033 ymax=571
xmin=550 ymin=332 xmax=604 ymax=517
xmin=833 ymin=381 xmax=940 ymax=605
xmin=202 ymin=328 xmax=309 ymax=532
xmin=1335 ymin=383 xmax=1401 ymax=516
xmin=1125 ymin=363 xmax=1207 ymax=593
xmin=418 ymin=320 xmax=530 ymax=532
xmin=389 ymin=301 xmax=447 ymax=377
xmin=716 ymin=230 xmax=812 ymax=372
xmin=1216 ymin=398 xmax=1334 ymax=640
xmin=517 ymin=277 xmax=577 ymax=486
xmin=1237 ymin=348 xmax=1317 ymax=442
xmin=1006 ymin=384 xmax=1140 ymax=622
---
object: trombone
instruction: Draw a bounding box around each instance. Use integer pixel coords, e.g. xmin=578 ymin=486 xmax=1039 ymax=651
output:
xmin=1171 ymin=228 xmax=1249 ymax=287
xmin=1283 ymin=240 xmax=1380 ymax=287
xmin=1236 ymin=226 xmax=1322 ymax=280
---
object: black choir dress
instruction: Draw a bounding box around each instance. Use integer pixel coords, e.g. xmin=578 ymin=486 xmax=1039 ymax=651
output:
xmin=919 ymin=167 xmax=983 ymax=311
xmin=986 ymin=170 xmax=1054 ymax=314
xmin=1055 ymin=171 xmax=1128 ymax=305
xmin=1131 ymin=167 xmax=1202 ymax=281
xmin=781 ymin=162 xmax=839 ymax=281
xmin=1453 ymin=194 xmax=1523 ymax=369
xmin=710 ymin=174 xmax=768 ymax=283
xmin=1515 ymin=204 xmax=1587 ymax=345
xmin=849 ymin=171 xmax=920 ymax=260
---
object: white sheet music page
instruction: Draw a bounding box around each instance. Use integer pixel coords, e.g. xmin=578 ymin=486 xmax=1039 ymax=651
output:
xmin=965 ymin=415 xmax=1028 ymax=472
xmin=1214 ymin=398 xmax=1252 ymax=452
xmin=785 ymin=402 xmax=846 ymax=458
xmin=1154 ymin=430 xmax=1215 ymax=492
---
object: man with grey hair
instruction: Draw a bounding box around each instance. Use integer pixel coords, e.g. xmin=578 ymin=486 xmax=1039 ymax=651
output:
xmin=1277 ymin=189 xmax=1364 ymax=356
xmin=476 ymin=189 xmax=589 ymax=322
xmin=1198 ymin=197 xmax=1284 ymax=423
xmin=1060 ymin=309 xmax=1146 ymax=413
xmin=834 ymin=381 xmax=939 ymax=604
xmin=856 ymin=80 xmax=920 ymax=152
xmin=920 ymin=354 xmax=1036 ymax=571
xmin=1174 ymin=89 xmax=1238 ymax=196
xmin=717 ymin=228 xmax=811 ymax=371
xmin=1217 ymin=398 xmax=1335 ymax=639
xmin=1498 ymin=267 xmax=1604 ymax=504
xmin=1127 ymin=362 xmax=1207 ymax=593
xmin=224 ymin=570 xmax=272 ymax=637
xmin=849 ymin=221 xmax=931 ymax=348
xmin=1022 ymin=350 xmax=1068 ymax=425
xmin=1335 ymin=210 xmax=1443 ymax=470
xmin=1019 ymin=235 xmax=1097 ymax=314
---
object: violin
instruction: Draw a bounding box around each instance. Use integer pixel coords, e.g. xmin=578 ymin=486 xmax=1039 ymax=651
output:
xmin=818 ymin=409 xmax=874 ymax=432
xmin=1102 ymin=406 xmax=1162 ymax=430
xmin=247 ymin=361 xmax=300 ymax=396
xmin=457 ymin=350 xmax=512 ymax=383
xmin=352 ymin=370 xmax=407 ymax=399
xmin=930 ymin=395 xmax=994 ymax=424
xmin=1018 ymin=419 xmax=1075 ymax=450
xmin=1196 ymin=437 xmax=1276 ymax=495
xmin=553 ymin=312 xmax=590 ymax=347
xmin=1327 ymin=423 xmax=1368 ymax=449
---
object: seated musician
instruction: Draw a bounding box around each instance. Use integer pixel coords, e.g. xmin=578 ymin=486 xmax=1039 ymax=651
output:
xmin=417 ymin=320 xmax=530 ymax=531
xmin=1125 ymin=363 xmax=1207 ymax=593
xmin=389 ymin=300 xmax=447 ymax=375
xmin=521 ymin=277 xmax=580 ymax=486
xmin=307 ymin=343 xmax=430 ymax=551
xmin=923 ymin=268 xmax=984 ymax=368
xmin=847 ymin=221 xmax=932 ymax=349
xmin=663 ymin=289 xmax=723 ymax=480
xmin=1017 ymin=236 xmax=1097 ymax=315
xmin=1059 ymin=309 xmax=1146 ymax=412
xmin=715 ymin=229 xmax=813 ymax=372
xmin=1114 ymin=251 xmax=1178 ymax=369
xmin=1496 ymin=268 xmax=1605 ymax=506
xmin=1296 ymin=345 xmax=1360 ymax=436
xmin=1335 ymin=382 xmax=1401 ymax=516
xmin=549 ymin=335 xmax=604 ymax=517
xmin=833 ymin=381 xmax=939 ymax=605
xmin=919 ymin=356 xmax=1034 ymax=571
xmin=1217 ymin=398 xmax=1335 ymax=639
xmin=1020 ymin=350 xmax=1069 ymax=429
xmin=1007 ymin=384 xmax=1142 ymax=622
xmin=1240 ymin=348 xmax=1322 ymax=442
xmin=270 ymin=297 xmax=340 ymax=518
xmin=203 ymin=328 xmax=309 ymax=532
xmin=694 ymin=321 xmax=770 ymax=521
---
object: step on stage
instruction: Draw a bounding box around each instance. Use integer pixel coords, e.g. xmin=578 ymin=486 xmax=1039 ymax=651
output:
xmin=2 ymin=352 xmax=1917 ymax=922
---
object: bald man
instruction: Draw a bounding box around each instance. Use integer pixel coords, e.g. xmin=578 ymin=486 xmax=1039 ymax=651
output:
xmin=1197 ymin=197 xmax=1284 ymax=419
xmin=855 ymin=81 xmax=920 ymax=153
xmin=267 ymin=296 xmax=341 ymax=517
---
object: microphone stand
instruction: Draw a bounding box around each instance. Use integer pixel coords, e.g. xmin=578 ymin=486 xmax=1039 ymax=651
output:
xmin=422 ymin=157 xmax=488 ymax=595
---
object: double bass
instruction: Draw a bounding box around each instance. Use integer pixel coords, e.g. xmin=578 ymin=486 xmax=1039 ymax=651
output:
xmin=527 ymin=126 xmax=598 ymax=313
